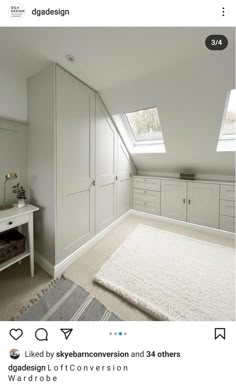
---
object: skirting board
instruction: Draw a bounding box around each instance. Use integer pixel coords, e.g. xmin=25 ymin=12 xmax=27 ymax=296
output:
xmin=36 ymin=208 xmax=234 ymax=278
xmin=35 ymin=210 xmax=132 ymax=278
xmin=35 ymin=252 xmax=55 ymax=277
xmin=130 ymin=209 xmax=235 ymax=240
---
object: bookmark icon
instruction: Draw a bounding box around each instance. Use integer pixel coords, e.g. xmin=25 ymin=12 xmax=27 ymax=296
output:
xmin=60 ymin=328 xmax=73 ymax=340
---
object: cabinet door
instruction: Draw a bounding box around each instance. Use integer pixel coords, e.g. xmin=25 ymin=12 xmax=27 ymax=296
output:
xmin=95 ymin=97 xmax=117 ymax=233
xmin=187 ymin=182 xmax=219 ymax=228
xmin=161 ymin=180 xmax=187 ymax=221
xmin=117 ymin=139 xmax=131 ymax=217
xmin=56 ymin=66 xmax=95 ymax=261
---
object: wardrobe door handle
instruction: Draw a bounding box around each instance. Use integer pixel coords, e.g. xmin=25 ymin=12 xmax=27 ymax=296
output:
xmin=183 ymin=198 xmax=186 ymax=204
xmin=188 ymin=199 xmax=191 ymax=205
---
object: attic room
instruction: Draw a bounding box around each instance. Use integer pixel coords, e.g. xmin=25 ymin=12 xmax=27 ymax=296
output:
xmin=0 ymin=27 xmax=235 ymax=321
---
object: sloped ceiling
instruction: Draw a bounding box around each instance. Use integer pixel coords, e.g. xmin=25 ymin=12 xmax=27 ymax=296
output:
xmin=0 ymin=27 xmax=235 ymax=175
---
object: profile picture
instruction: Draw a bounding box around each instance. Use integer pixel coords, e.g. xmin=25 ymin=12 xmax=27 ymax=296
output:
xmin=10 ymin=349 xmax=20 ymax=359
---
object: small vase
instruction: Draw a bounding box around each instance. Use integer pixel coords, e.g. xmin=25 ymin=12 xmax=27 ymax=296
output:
xmin=17 ymin=199 xmax=26 ymax=208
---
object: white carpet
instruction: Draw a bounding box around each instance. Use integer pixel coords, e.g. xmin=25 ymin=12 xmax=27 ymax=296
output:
xmin=94 ymin=224 xmax=235 ymax=321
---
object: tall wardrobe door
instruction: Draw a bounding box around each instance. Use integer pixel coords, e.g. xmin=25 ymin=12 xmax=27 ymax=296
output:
xmin=117 ymin=139 xmax=131 ymax=217
xmin=95 ymin=97 xmax=117 ymax=233
xmin=56 ymin=66 xmax=95 ymax=262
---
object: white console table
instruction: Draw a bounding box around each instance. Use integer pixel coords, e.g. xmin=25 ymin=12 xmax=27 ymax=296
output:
xmin=0 ymin=205 xmax=39 ymax=277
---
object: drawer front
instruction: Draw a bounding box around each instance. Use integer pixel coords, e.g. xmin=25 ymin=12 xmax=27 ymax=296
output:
xmin=133 ymin=177 xmax=160 ymax=191
xmin=0 ymin=214 xmax=29 ymax=233
xmin=220 ymin=215 xmax=235 ymax=233
xmin=220 ymin=185 xmax=235 ymax=201
xmin=220 ymin=200 xmax=235 ymax=217
xmin=133 ymin=189 xmax=160 ymax=203
xmin=133 ymin=199 xmax=160 ymax=215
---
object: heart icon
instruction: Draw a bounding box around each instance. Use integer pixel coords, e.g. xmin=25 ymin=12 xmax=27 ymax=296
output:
xmin=9 ymin=329 xmax=23 ymax=340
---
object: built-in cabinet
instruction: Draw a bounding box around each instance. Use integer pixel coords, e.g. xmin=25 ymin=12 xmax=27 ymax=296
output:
xmin=133 ymin=176 xmax=160 ymax=215
xmin=133 ymin=176 xmax=235 ymax=232
xmin=95 ymin=98 xmax=117 ymax=233
xmin=187 ymin=182 xmax=219 ymax=228
xmin=161 ymin=180 xmax=186 ymax=221
xmin=219 ymin=184 xmax=235 ymax=232
xmin=28 ymin=64 xmax=135 ymax=267
xmin=56 ymin=66 xmax=96 ymax=258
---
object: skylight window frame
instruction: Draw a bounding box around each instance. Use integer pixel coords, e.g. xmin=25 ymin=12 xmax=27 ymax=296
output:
xmin=122 ymin=106 xmax=165 ymax=147
xmin=216 ymin=89 xmax=236 ymax=152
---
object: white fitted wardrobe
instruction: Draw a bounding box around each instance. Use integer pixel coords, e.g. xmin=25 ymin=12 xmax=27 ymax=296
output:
xmin=132 ymin=176 xmax=235 ymax=232
xmin=28 ymin=64 xmax=134 ymax=266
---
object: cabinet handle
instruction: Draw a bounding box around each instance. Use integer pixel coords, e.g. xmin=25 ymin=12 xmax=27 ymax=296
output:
xmin=115 ymin=176 xmax=118 ymax=181
xmin=188 ymin=199 xmax=191 ymax=205
xmin=183 ymin=198 xmax=186 ymax=204
xmin=8 ymin=221 xmax=13 ymax=225
xmin=90 ymin=180 xmax=95 ymax=187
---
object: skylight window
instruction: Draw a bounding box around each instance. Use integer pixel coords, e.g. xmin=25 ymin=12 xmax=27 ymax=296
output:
xmin=125 ymin=107 xmax=163 ymax=143
xmin=217 ymin=89 xmax=236 ymax=152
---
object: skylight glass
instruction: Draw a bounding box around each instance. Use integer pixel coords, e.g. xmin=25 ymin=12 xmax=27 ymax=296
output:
xmin=125 ymin=107 xmax=163 ymax=142
xmin=217 ymin=89 xmax=236 ymax=152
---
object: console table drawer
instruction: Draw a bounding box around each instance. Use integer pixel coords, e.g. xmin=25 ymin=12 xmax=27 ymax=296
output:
xmin=220 ymin=200 xmax=235 ymax=217
xmin=0 ymin=214 xmax=29 ymax=232
xmin=133 ymin=177 xmax=160 ymax=191
xmin=220 ymin=185 xmax=235 ymax=201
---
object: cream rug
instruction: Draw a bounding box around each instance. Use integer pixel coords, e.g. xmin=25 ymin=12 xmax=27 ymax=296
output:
xmin=94 ymin=224 xmax=235 ymax=321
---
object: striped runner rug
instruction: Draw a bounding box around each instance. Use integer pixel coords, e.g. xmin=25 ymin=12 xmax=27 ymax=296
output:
xmin=15 ymin=277 xmax=120 ymax=321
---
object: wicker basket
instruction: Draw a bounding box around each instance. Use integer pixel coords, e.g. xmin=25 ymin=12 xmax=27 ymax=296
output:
xmin=0 ymin=230 xmax=26 ymax=264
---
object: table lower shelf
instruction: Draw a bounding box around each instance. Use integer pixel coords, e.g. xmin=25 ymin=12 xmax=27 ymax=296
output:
xmin=0 ymin=250 xmax=30 ymax=272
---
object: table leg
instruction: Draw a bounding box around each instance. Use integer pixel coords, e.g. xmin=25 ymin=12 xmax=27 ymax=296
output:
xmin=28 ymin=213 xmax=34 ymax=277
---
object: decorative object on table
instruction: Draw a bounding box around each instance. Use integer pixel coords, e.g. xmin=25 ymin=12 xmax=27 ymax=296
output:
xmin=0 ymin=172 xmax=18 ymax=211
xmin=12 ymin=183 xmax=27 ymax=208
xmin=180 ymin=172 xmax=195 ymax=180
xmin=0 ymin=230 xmax=25 ymax=264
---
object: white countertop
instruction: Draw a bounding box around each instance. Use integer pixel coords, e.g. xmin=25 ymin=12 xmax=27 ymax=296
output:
xmin=133 ymin=175 xmax=235 ymax=186
xmin=0 ymin=204 xmax=39 ymax=222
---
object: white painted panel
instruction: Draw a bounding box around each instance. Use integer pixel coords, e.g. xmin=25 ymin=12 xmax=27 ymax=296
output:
xmin=220 ymin=185 xmax=235 ymax=201
xmin=187 ymin=182 xmax=219 ymax=228
xmin=0 ymin=66 xmax=27 ymax=122
xmin=0 ymin=121 xmax=28 ymax=205
xmin=118 ymin=179 xmax=131 ymax=215
xmin=117 ymin=139 xmax=131 ymax=216
xmin=161 ymin=180 xmax=187 ymax=221
xmin=28 ymin=64 xmax=56 ymax=264
xmin=220 ymin=200 xmax=235 ymax=217
xmin=57 ymin=67 xmax=93 ymax=195
xmin=63 ymin=191 xmax=91 ymax=252
xmin=95 ymin=96 xmax=116 ymax=233
xmin=219 ymin=215 xmax=235 ymax=233
xmin=96 ymin=184 xmax=114 ymax=231
xmin=56 ymin=66 xmax=95 ymax=262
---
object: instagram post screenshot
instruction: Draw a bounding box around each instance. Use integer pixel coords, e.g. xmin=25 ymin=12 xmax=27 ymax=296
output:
xmin=0 ymin=0 xmax=235 ymax=386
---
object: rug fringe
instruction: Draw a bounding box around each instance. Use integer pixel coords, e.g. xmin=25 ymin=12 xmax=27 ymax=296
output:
xmin=11 ymin=276 xmax=64 ymax=321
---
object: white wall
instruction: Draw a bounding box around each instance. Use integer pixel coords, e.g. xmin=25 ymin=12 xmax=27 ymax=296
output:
xmin=0 ymin=118 xmax=28 ymax=205
xmin=101 ymin=37 xmax=235 ymax=176
xmin=0 ymin=65 xmax=27 ymax=122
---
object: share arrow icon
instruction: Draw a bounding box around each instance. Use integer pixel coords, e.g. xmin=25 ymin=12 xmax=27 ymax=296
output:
xmin=60 ymin=329 xmax=73 ymax=340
